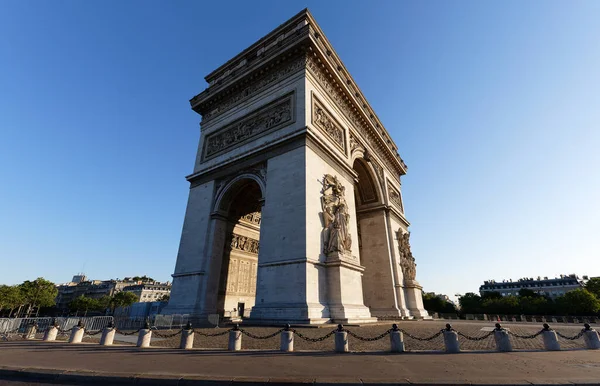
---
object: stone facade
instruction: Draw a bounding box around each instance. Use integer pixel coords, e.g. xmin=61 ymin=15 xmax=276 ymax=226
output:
xmin=163 ymin=9 xmax=429 ymax=323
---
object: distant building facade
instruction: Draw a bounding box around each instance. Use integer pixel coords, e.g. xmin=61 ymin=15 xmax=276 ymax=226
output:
xmin=479 ymin=274 xmax=588 ymax=298
xmin=122 ymin=282 xmax=171 ymax=303
xmin=55 ymin=275 xmax=170 ymax=311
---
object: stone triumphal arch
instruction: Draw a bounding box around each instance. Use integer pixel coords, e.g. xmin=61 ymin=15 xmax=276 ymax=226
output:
xmin=163 ymin=9 xmax=429 ymax=324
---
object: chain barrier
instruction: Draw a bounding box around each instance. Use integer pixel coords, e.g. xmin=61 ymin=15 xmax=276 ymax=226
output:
xmin=192 ymin=328 xmax=232 ymax=337
xmin=455 ymin=330 xmax=495 ymax=341
xmin=114 ymin=328 xmax=142 ymax=336
xmin=507 ymin=329 xmax=544 ymax=339
xmin=399 ymin=329 xmax=443 ymax=341
xmin=555 ymin=330 xmax=585 ymax=340
xmin=84 ymin=329 xmax=104 ymax=336
xmin=152 ymin=329 xmax=183 ymax=338
xmin=345 ymin=329 xmax=392 ymax=341
xmin=238 ymin=328 xmax=285 ymax=340
xmin=290 ymin=328 xmax=337 ymax=342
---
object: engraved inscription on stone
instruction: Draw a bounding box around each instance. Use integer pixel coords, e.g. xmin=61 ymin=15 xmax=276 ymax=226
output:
xmin=203 ymin=94 xmax=294 ymax=160
xmin=312 ymin=96 xmax=346 ymax=153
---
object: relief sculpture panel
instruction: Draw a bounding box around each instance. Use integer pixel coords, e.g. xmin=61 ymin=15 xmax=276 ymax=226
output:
xmin=203 ymin=93 xmax=294 ymax=160
xmin=321 ymin=174 xmax=352 ymax=259
xmin=312 ymin=95 xmax=346 ymax=153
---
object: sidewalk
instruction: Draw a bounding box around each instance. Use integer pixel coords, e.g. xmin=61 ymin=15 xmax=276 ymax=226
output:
xmin=1 ymin=341 xmax=599 ymax=385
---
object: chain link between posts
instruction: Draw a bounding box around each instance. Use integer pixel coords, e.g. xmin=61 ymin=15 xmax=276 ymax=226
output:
xmin=507 ymin=329 xmax=544 ymax=339
xmin=555 ymin=330 xmax=585 ymax=340
xmin=399 ymin=329 xmax=443 ymax=341
xmin=345 ymin=329 xmax=392 ymax=341
xmin=152 ymin=329 xmax=183 ymax=338
xmin=290 ymin=328 xmax=337 ymax=342
xmin=238 ymin=328 xmax=285 ymax=340
xmin=454 ymin=330 xmax=495 ymax=341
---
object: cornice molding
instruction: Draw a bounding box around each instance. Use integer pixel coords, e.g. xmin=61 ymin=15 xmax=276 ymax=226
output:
xmin=189 ymin=9 xmax=408 ymax=178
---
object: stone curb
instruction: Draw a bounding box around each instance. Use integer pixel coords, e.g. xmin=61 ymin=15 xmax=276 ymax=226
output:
xmin=1 ymin=367 xmax=599 ymax=386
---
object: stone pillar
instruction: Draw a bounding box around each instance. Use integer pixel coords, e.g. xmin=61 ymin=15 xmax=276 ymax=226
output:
xmin=442 ymin=325 xmax=460 ymax=353
xmin=493 ymin=324 xmax=512 ymax=352
xmin=228 ymin=327 xmax=242 ymax=351
xmin=69 ymin=322 xmax=85 ymax=344
xmin=280 ymin=326 xmax=293 ymax=352
xmin=542 ymin=324 xmax=560 ymax=351
xmin=403 ymin=280 xmax=430 ymax=319
xmin=390 ymin=324 xmax=404 ymax=353
xmin=24 ymin=322 xmax=37 ymax=340
xmin=180 ymin=323 xmax=194 ymax=349
xmin=100 ymin=325 xmax=116 ymax=346
xmin=335 ymin=325 xmax=348 ymax=353
xmin=136 ymin=324 xmax=152 ymax=348
xmin=43 ymin=326 xmax=59 ymax=342
xmin=583 ymin=324 xmax=600 ymax=349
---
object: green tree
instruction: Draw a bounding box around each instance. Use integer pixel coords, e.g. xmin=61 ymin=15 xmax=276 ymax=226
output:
xmin=422 ymin=292 xmax=456 ymax=314
xmin=109 ymin=291 xmax=138 ymax=313
xmin=458 ymin=292 xmax=482 ymax=314
xmin=482 ymin=295 xmax=519 ymax=315
xmin=585 ymin=278 xmax=600 ymax=299
xmin=0 ymin=285 xmax=23 ymax=317
xmin=18 ymin=278 xmax=58 ymax=317
xmin=68 ymin=296 xmax=97 ymax=315
xmin=158 ymin=294 xmax=170 ymax=302
xmin=518 ymin=295 xmax=549 ymax=315
xmin=556 ymin=289 xmax=600 ymax=315
xmin=518 ymin=288 xmax=540 ymax=298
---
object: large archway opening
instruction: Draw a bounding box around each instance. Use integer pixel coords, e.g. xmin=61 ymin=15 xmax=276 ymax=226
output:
xmin=215 ymin=179 xmax=262 ymax=320
xmin=352 ymin=158 xmax=398 ymax=317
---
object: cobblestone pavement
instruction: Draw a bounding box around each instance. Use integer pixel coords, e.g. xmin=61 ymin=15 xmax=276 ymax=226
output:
xmin=145 ymin=320 xmax=591 ymax=351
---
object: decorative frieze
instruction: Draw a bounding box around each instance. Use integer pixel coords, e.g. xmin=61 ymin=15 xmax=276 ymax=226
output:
xmin=200 ymin=56 xmax=306 ymax=122
xmin=306 ymin=54 xmax=403 ymax=178
xmin=230 ymin=233 xmax=260 ymax=254
xmin=203 ymin=94 xmax=294 ymax=160
xmin=388 ymin=185 xmax=404 ymax=213
xmin=349 ymin=132 xmax=363 ymax=153
xmin=240 ymin=212 xmax=262 ymax=226
xmin=312 ymin=96 xmax=346 ymax=153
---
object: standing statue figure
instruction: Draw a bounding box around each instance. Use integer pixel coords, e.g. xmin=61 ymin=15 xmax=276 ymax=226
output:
xmin=321 ymin=174 xmax=352 ymax=256
xmin=397 ymin=231 xmax=416 ymax=281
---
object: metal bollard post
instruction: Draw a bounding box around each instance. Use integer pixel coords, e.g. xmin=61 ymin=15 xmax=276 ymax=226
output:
xmin=390 ymin=324 xmax=405 ymax=353
xmin=335 ymin=324 xmax=348 ymax=353
xmin=442 ymin=324 xmax=460 ymax=353
xmin=541 ymin=324 xmax=560 ymax=351
xmin=100 ymin=321 xmax=116 ymax=346
xmin=583 ymin=324 xmax=600 ymax=349
xmin=493 ymin=323 xmax=512 ymax=352
xmin=280 ymin=324 xmax=294 ymax=352
xmin=136 ymin=322 xmax=152 ymax=348
xmin=69 ymin=320 xmax=85 ymax=344
xmin=180 ymin=322 xmax=194 ymax=349
xmin=228 ymin=324 xmax=242 ymax=351
xmin=24 ymin=322 xmax=38 ymax=340
xmin=43 ymin=320 xmax=59 ymax=342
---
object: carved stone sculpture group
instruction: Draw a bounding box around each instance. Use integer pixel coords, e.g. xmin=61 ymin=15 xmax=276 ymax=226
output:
xmin=321 ymin=174 xmax=352 ymax=257
xmin=397 ymin=231 xmax=416 ymax=281
xmin=230 ymin=233 xmax=260 ymax=254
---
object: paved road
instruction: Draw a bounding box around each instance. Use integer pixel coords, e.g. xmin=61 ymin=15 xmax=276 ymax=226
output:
xmin=1 ymin=340 xmax=600 ymax=385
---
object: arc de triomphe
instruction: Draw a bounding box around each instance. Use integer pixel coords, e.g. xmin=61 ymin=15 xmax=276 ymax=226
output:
xmin=163 ymin=9 xmax=429 ymax=324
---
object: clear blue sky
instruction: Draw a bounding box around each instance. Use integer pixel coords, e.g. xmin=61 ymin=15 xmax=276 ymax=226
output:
xmin=1 ymin=1 xmax=599 ymax=301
